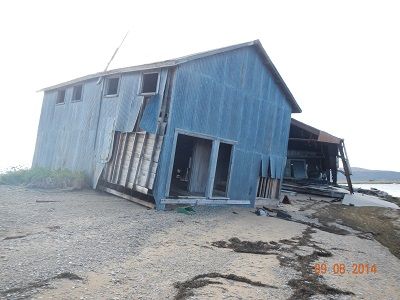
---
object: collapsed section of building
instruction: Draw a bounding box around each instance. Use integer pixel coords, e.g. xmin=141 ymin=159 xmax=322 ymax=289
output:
xmin=33 ymin=40 xmax=302 ymax=209
xmin=283 ymin=118 xmax=353 ymax=197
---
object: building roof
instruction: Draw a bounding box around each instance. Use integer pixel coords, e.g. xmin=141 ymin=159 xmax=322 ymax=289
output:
xmin=291 ymin=118 xmax=342 ymax=144
xmin=40 ymin=40 xmax=301 ymax=113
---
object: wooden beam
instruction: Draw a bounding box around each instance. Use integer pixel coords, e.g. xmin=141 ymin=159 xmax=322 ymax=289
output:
xmin=124 ymin=133 xmax=137 ymax=187
xmin=99 ymin=186 xmax=155 ymax=209
xmin=338 ymin=141 xmax=353 ymax=194
xmin=110 ymin=133 xmax=123 ymax=183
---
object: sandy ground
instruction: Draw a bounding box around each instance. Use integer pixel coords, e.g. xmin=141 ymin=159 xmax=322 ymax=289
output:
xmin=1 ymin=186 xmax=399 ymax=300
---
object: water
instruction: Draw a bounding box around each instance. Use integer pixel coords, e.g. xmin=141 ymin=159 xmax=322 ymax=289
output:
xmin=354 ymin=183 xmax=400 ymax=197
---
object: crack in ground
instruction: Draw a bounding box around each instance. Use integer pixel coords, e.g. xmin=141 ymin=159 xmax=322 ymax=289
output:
xmin=173 ymin=272 xmax=277 ymax=300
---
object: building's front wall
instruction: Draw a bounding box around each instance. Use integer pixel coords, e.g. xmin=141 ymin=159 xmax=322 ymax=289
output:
xmin=153 ymin=46 xmax=293 ymax=207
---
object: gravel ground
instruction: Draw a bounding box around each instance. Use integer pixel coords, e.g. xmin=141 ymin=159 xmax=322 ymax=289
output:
xmin=1 ymin=186 xmax=399 ymax=299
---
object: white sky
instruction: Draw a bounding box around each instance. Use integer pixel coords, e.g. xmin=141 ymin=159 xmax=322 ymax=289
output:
xmin=0 ymin=0 xmax=399 ymax=172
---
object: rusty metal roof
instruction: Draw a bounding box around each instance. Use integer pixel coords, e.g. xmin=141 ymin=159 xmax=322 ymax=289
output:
xmin=291 ymin=118 xmax=342 ymax=144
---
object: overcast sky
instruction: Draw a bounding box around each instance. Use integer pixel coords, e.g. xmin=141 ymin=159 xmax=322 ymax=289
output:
xmin=0 ymin=0 xmax=399 ymax=172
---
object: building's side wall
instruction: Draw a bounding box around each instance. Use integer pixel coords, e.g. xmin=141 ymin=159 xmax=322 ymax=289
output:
xmin=153 ymin=46 xmax=292 ymax=206
xmin=32 ymin=72 xmax=145 ymax=179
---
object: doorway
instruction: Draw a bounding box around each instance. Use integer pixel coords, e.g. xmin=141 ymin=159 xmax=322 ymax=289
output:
xmin=169 ymin=134 xmax=212 ymax=197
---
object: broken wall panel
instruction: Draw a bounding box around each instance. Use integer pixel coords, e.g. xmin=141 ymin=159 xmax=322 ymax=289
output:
xmin=114 ymin=73 xmax=143 ymax=132
xmin=103 ymin=131 xmax=163 ymax=196
xmin=139 ymin=69 xmax=168 ymax=133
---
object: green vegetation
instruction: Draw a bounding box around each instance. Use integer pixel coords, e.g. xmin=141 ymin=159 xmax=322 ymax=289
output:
xmin=0 ymin=167 xmax=87 ymax=189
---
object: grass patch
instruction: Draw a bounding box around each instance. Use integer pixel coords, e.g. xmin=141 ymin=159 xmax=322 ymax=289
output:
xmin=0 ymin=167 xmax=87 ymax=189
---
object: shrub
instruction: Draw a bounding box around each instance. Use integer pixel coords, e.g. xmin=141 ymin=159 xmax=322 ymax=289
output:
xmin=0 ymin=167 xmax=87 ymax=189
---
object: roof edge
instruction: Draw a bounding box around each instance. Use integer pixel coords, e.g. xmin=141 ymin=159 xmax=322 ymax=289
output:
xmin=253 ymin=40 xmax=301 ymax=113
xmin=38 ymin=40 xmax=302 ymax=113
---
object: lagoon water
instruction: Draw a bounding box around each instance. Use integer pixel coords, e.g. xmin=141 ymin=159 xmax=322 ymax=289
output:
xmin=354 ymin=183 xmax=400 ymax=197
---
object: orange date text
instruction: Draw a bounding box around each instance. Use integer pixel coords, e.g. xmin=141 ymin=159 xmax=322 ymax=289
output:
xmin=314 ymin=263 xmax=377 ymax=275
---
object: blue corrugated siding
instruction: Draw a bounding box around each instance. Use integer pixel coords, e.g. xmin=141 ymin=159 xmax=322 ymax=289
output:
xmin=153 ymin=46 xmax=292 ymax=206
xmin=33 ymin=70 xmax=168 ymax=185
xmin=33 ymin=79 xmax=102 ymax=175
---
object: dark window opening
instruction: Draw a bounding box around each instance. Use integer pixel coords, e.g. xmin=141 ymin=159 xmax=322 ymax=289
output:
xmin=56 ymin=89 xmax=66 ymax=104
xmin=105 ymin=77 xmax=119 ymax=96
xmin=72 ymin=84 xmax=83 ymax=101
xmin=212 ymin=143 xmax=232 ymax=197
xmin=169 ymin=134 xmax=212 ymax=197
xmin=140 ymin=72 xmax=159 ymax=94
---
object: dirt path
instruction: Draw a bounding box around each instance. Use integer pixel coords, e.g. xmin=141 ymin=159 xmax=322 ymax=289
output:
xmin=1 ymin=186 xmax=399 ymax=299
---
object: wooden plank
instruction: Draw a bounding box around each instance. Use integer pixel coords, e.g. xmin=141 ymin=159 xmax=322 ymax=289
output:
xmin=100 ymin=186 xmax=155 ymax=209
xmin=121 ymin=133 xmax=135 ymax=184
xmin=117 ymin=133 xmax=129 ymax=185
xmin=131 ymin=184 xmax=149 ymax=194
xmin=110 ymin=133 xmax=122 ymax=183
xmin=160 ymin=198 xmax=251 ymax=205
xmin=132 ymin=133 xmax=147 ymax=185
xmin=148 ymin=173 xmax=156 ymax=189
xmin=137 ymin=173 xmax=148 ymax=187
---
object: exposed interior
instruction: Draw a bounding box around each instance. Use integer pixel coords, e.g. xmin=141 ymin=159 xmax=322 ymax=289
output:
xmin=169 ymin=134 xmax=212 ymax=197
xmin=213 ymin=143 xmax=232 ymax=197
xmin=285 ymin=121 xmax=339 ymax=184
xmin=285 ymin=159 xmax=307 ymax=179
xmin=284 ymin=118 xmax=353 ymax=193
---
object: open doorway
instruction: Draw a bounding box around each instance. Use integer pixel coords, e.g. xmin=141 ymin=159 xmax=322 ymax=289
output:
xmin=213 ymin=143 xmax=232 ymax=197
xmin=169 ymin=134 xmax=212 ymax=197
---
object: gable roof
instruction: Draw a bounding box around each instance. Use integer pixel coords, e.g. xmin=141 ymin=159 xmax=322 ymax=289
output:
xmin=40 ymin=40 xmax=301 ymax=113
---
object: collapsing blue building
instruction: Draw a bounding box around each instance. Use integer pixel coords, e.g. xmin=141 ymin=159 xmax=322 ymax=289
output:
xmin=33 ymin=40 xmax=301 ymax=209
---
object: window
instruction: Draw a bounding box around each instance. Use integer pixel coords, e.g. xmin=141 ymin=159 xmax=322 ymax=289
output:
xmin=56 ymin=89 xmax=66 ymax=104
xmin=72 ymin=84 xmax=83 ymax=101
xmin=105 ymin=77 xmax=120 ymax=96
xmin=140 ymin=72 xmax=159 ymax=94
